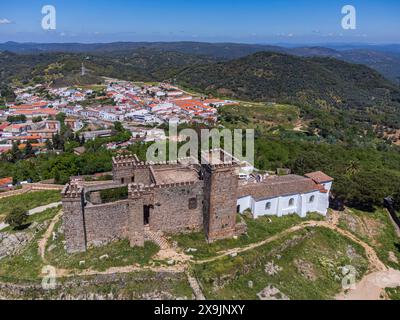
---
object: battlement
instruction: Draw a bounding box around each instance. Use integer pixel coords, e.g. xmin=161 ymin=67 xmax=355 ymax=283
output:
xmin=201 ymin=148 xmax=240 ymax=170
xmin=113 ymin=154 xmax=199 ymax=169
xmin=128 ymin=180 xmax=198 ymax=197
xmin=112 ymin=155 xmax=140 ymax=168
xmin=62 ymin=182 xmax=84 ymax=199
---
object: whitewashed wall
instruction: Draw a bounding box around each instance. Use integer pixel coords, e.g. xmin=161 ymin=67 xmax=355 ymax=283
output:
xmin=237 ymin=190 xmax=329 ymax=219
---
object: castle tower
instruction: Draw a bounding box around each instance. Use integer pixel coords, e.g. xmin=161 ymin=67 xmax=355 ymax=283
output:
xmin=112 ymin=155 xmax=152 ymax=185
xmin=201 ymin=149 xmax=239 ymax=242
xmin=128 ymin=185 xmax=145 ymax=247
xmin=62 ymin=182 xmax=87 ymax=253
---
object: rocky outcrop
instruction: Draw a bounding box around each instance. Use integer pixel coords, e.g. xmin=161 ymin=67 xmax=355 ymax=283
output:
xmin=0 ymin=272 xmax=191 ymax=300
xmin=0 ymin=222 xmax=48 ymax=260
xmin=0 ymin=232 xmax=34 ymax=260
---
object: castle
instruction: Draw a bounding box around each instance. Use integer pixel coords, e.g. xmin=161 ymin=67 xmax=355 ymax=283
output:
xmin=62 ymin=149 xmax=333 ymax=253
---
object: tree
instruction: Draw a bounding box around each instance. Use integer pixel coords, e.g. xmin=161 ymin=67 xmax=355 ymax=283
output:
xmin=7 ymin=115 xmax=27 ymax=123
xmin=5 ymin=207 xmax=28 ymax=229
xmin=32 ymin=116 xmax=43 ymax=123
xmin=45 ymin=139 xmax=54 ymax=150
xmin=24 ymin=141 xmax=35 ymax=158
xmin=113 ymin=121 xmax=124 ymax=133
xmin=11 ymin=142 xmax=22 ymax=162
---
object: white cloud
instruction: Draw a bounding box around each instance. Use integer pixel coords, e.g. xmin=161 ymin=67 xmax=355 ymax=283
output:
xmin=0 ymin=18 xmax=12 ymax=25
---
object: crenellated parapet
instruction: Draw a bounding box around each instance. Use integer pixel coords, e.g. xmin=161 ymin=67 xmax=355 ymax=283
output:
xmin=112 ymin=155 xmax=140 ymax=168
xmin=62 ymin=182 xmax=84 ymax=200
xmin=128 ymin=180 xmax=198 ymax=198
xmin=113 ymin=154 xmax=199 ymax=168
xmin=201 ymin=148 xmax=240 ymax=171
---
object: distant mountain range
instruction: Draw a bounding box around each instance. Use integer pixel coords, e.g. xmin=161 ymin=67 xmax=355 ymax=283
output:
xmin=1 ymin=41 xmax=400 ymax=82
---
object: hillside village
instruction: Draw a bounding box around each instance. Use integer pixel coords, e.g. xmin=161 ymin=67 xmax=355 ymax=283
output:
xmin=0 ymin=81 xmax=237 ymax=162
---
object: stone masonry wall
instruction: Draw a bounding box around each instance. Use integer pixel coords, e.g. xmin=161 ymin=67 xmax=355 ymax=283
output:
xmin=63 ymin=196 xmax=87 ymax=253
xmin=204 ymin=166 xmax=238 ymax=242
xmin=113 ymin=166 xmax=134 ymax=184
xmin=128 ymin=196 xmax=145 ymax=247
xmin=84 ymin=200 xmax=130 ymax=247
xmin=134 ymin=167 xmax=152 ymax=185
xmin=150 ymin=182 xmax=204 ymax=233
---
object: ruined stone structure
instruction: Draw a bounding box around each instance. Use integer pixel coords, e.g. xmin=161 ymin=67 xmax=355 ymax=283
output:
xmin=62 ymin=149 xmax=245 ymax=253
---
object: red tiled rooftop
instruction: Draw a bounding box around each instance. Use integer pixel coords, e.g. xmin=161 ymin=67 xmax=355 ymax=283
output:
xmin=304 ymin=171 xmax=334 ymax=183
xmin=0 ymin=177 xmax=13 ymax=186
xmin=238 ymin=175 xmax=324 ymax=201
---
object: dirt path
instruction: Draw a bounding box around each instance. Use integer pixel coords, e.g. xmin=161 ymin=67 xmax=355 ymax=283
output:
xmin=39 ymin=209 xmax=397 ymax=300
xmin=196 ymin=222 xmax=312 ymax=264
xmin=57 ymin=264 xmax=187 ymax=278
xmin=38 ymin=210 xmax=62 ymax=263
xmin=336 ymin=269 xmax=400 ymax=300
xmin=195 ymin=217 xmax=387 ymax=273
xmin=28 ymin=202 xmax=62 ymax=215
xmin=193 ymin=212 xmax=395 ymax=300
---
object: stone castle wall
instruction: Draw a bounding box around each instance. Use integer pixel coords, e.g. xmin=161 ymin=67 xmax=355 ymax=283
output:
xmin=84 ymin=200 xmax=130 ymax=247
xmin=150 ymin=182 xmax=204 ymax=233
xmin=62 ymin=195 xmax=87 ymax=253
xmin=63 ymin=152 xmax=243 ymax=253
xmin=203 ymin=165 xmax=239 ymax=242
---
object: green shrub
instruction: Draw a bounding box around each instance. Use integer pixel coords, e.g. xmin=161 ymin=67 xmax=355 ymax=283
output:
xmin=99 ymin=186 xmax=128 ymax=203
xmin=5 ymin=207 xmax=28 ymax=229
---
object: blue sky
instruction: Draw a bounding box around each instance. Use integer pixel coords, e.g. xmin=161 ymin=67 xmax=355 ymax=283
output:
xmin=0 ymin=0 xmax=399 ymax=43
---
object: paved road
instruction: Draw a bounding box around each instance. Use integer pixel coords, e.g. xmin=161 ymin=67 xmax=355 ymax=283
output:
xmin=0 ymin=202 xmax=62 ymax=231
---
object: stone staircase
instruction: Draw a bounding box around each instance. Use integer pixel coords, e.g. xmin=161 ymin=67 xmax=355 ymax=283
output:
xmin=186 ymin=272 xmax=206 ymax=300
xmin=144 ymin=226 xmax=170 ymax=250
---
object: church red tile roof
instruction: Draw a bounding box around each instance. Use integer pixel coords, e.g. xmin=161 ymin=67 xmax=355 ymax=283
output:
xmin=238 ymin=175 xmax=325 ymax=201
xmin=304 ymin=171 xmax=334 ymax=184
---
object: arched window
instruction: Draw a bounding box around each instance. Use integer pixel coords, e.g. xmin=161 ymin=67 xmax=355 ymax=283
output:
xmin=265 ymin=202 xmax=271 ymax=210
xmin=309 ymin=195 xmax=315 ymax=203
xmin=289 ymin=198 xmax=295 ymax=206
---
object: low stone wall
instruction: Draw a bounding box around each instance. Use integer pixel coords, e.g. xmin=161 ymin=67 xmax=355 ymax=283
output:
xmin=0 ymin=271 xmax=189 ymax=300
xmin=0 ymin=183 xmax=63 ymax=200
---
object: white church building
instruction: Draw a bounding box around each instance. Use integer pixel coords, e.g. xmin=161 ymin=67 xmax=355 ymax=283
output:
xmin=237 ymin=171 xmax=333 ymax=218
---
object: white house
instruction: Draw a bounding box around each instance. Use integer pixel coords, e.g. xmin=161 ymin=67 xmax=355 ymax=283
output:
xmin=237 ymin=171 xmax=333 ymax=218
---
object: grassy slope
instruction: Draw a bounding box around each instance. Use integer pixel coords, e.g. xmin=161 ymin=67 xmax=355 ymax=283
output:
xmin=0 ymin=190 xmax=61 ymax=216
xmin=338 ymin=208 xmax=400 ymax=269
xmin=386 ymin=287 xmax=400 ymax=300
xmin=194 ymin=227 xmax=369 ymax=300
xmin=0 ymin=212 xmax=54 ymax=282
xmin=171 ymin=213 xmax=324 ymax=260
xmin=45 ymin=219 xmax=160 ymax=272
xmin=220 ymin=102 xmax=301 ymax=131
